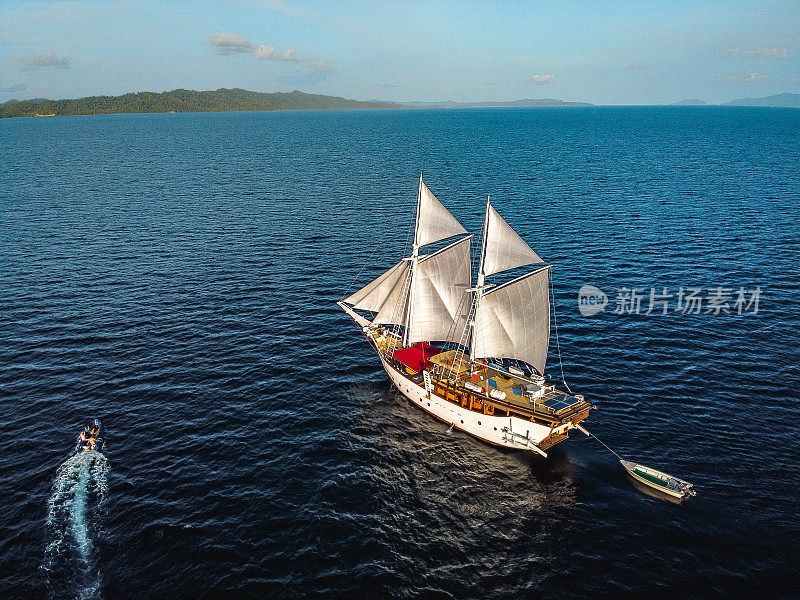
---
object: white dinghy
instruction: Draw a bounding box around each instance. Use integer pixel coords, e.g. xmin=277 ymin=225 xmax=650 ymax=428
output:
xmin=620 ymin=459 xmax=696 ymax=499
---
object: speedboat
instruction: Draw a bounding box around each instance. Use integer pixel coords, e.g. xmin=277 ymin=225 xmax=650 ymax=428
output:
xmin=76 ymin=419 xmax=104 ymax=453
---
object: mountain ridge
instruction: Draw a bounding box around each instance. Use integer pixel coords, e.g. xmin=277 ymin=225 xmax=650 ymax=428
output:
xmin=722 ymin=93 xmax=800 ymax=107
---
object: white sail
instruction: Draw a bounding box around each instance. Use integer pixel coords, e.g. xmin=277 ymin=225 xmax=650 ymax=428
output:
xmin=373 ymin=263 xmax=412 ymax=325
xmin=482 ymin=203 xmax=543 ymax=277
xmin=473 ymin=266 xmax=551 ymax=375
xmin=407 ymin=236 xmax=472 ymax=344
xmin=342 ymin=260 xmax=410 ymax=313
xmin=415 ymin=179 xmax=468 ymax=248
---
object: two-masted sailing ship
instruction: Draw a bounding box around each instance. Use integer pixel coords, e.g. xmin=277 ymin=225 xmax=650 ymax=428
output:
xmin=338 ymin=176 xmax=594 ymax=457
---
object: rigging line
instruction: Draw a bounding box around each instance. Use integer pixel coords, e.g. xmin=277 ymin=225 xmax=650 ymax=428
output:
xmin=341 ymin=189 xmax=417 ymax=298
xmin=447 ymin=290 xmax=476 ymax=380
xmin=443 ymin=237 xmax=476 ymax=348
xmin=583 ymin=427 xmax=623 ymax=461
xmin=549 ymin=268 xmax=573 ymax=394
xmin=388 ymin=266 xmax=413 ymax=356
xmin=401 ymin=208 xmax=415 ymax=260
xmin=442 ymin=287 xmax=465 ymax=349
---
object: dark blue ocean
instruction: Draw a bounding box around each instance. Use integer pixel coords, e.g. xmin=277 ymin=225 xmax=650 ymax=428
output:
xmin=1 ymin=107 xmax=799 ymax=599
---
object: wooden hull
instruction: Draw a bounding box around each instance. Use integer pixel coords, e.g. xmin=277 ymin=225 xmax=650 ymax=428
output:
xmin=380 ymin=353 xmax=556 ymax=455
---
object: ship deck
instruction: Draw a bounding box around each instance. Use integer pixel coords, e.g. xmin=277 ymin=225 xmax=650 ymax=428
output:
xmin=372 ymin=331 xmax=593 ymax=426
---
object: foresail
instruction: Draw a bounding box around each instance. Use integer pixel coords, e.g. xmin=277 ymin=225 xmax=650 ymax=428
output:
xmin=342 ymin=260 xmax=410 ymax=313
xmin=415 ymin=179 xmax=468 ymax=248
xmin=407 ymin=236 xmax=472 ymax=344
xmin=337 ymin=301 xmax=371 ymax=329
xmin=373 ymin=262 xmax=412 ymax=326
xmin=473 ymin=266 xmax=551 ymax=375
xmin=482 ymin=204 xmax=543 ymax=277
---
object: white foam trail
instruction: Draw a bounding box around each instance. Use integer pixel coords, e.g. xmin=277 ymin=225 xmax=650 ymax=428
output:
xmin=45 ymin=450 xmax=109 ymax=599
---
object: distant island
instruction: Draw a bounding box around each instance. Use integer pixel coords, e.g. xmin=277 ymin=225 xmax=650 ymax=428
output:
xmin=1 ymin=88 xmax=798 ymax=118
xmin=0 ymin=88 xmax=400 ymax=118
xmin=722 ymin=93 xmax=800 ymax=108
xmin=0 ymin=88 xmax=594 ymax=118
xmin=672 ymin=99 xmax=708 ymax=106
xmin=670 ymin=93 xmax=800 ymax=107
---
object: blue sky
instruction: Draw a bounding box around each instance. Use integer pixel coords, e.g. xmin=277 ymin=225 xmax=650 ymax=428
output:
xmin=1 ymin=0 xmax=798 ymax=103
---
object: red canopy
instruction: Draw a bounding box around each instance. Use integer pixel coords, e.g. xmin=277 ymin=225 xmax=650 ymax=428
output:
xmin=392 ymin=342 xmax=442 ymax=372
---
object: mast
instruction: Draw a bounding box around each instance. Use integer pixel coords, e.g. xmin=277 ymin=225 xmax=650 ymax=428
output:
xmin=402 ymin=173 xmax=423 ymax=347
xmin=469 ymin=195 xmax=491 ymax=362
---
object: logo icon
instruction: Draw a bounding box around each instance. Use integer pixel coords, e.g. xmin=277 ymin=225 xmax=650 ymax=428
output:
xmin=578 ymin=284 xmax=608 ymax=316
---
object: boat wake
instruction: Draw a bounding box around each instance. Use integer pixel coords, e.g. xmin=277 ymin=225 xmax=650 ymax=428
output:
xmin=43 ymin=451 xmax=109 ymax=600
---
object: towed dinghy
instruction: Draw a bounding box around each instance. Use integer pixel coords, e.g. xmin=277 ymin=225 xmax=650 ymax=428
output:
xmin=620 ymin=459 xmax=695 ymax=499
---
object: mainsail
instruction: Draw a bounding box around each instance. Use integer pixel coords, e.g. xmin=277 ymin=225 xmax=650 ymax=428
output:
xmin=472 ymin=266 xmax=551 ymax=375
xmin=482 ymin=203 xmax=543 ymax=276
xmin=415 ymin=179 xmax=468 ymax=248
xmin=407 ymin=236 xmax=472 ymax=344
xmin=469 ymin=199 xmax=550 ymax=374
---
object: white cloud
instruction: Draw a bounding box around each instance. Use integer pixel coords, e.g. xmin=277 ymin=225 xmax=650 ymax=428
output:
xmin=12 ymin=50 xmax=70 ymax=69
xmin=209 ymin=33 xmax=329 ymax=71
xmin=277 ymin=48 xmax=298 ymax=62
xmin=531 ymin=74 xmax=555 ymax=85
xmin=253 ymin=44 xmax=275 ymax=60
xmin=209 ymin=32 xmax=252 ymax=54
xmin=723 ymin=72 xmax=768 ymax=84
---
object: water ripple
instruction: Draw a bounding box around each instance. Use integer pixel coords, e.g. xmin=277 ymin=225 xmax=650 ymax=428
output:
xmin=0 ymin=107 xmax=798 ymax=599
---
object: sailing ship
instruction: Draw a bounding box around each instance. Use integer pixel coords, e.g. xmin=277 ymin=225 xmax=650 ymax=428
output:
xmin=338 ymin=176 xmax=594 ymax=457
